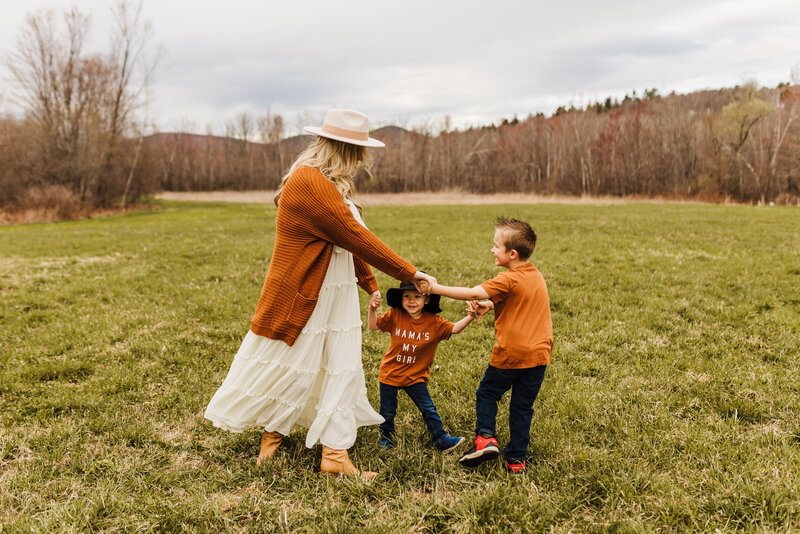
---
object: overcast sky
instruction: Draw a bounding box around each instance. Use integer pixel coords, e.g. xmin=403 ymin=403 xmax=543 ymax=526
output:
xmin=2 ymin=0 xmax=800 ymax=136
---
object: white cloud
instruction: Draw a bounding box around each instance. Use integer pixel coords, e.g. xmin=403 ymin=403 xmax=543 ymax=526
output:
xmin=2 ymin=0 xmax=799 ymax=132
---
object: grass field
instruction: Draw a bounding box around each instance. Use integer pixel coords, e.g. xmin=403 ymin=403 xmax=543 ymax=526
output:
xmin=1 ymin=200 xmax=799 ymax=533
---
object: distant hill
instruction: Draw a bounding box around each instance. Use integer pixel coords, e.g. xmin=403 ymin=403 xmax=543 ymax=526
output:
xmin=144 ymin=126 xmax=419 ymax=153
xmin=144 ymin=132 xmax=233 ymax=149
xmin=278 ymin=134 xmax=313 ymax=154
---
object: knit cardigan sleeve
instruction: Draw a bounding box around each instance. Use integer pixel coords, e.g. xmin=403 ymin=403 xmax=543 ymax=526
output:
xmin=284 ymin=167 xmax=417 ymax=283
xmin=353 ymin=256 xmax=379 ymax=294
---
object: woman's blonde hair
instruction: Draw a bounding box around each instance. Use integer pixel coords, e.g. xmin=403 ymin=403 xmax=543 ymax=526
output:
xmin=274 ymin=136 xmax=373 ymax=207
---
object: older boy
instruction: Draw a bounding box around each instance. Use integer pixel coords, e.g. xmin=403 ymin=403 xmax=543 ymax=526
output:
xmin=423 ymin=217 xmax=553 ymax=473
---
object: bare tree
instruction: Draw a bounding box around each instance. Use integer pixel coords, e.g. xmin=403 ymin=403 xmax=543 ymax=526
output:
xmin=259 ymin=109 xmax=286 ymax=186
xmin=107 ymin=0 xmax=163 ymax=206
xmin=4 ymin=1 xmax=161 ymax=209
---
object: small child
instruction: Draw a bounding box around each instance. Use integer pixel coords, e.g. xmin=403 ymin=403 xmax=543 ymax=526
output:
xmin=423 ymin=217 xmax=553 ymax=473
xmin=368 ymin=280 xmax=476 ymax=452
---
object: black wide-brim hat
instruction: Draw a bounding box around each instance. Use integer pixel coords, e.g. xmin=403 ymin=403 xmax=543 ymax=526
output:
xmin=386 ymin=281 xmax=442 ymax=314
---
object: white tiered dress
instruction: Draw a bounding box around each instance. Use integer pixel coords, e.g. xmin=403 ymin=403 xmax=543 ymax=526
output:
xmin=204 ymin=200 xmax=383 ymax=450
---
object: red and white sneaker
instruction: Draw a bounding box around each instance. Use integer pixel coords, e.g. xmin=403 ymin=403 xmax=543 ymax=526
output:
xmin=504 ymin=459 xmax=526 ymax=473
xmin=458 ymin=435 xmax=500 ymax=467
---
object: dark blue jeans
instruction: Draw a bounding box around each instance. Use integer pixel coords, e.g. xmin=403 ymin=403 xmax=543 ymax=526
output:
xmin=379 ymin=382 xmax=446 ymax=442
xmin=475 ymin=364 xmax=547 ymax=462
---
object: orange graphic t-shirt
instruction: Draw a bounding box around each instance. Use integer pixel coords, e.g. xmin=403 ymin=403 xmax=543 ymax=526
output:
xmin=376 ymin=308 xmax=454 ymax=387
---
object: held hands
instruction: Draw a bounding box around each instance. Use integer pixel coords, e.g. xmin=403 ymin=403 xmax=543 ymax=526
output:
xmin=367 ymin=290 xmax=381 ymax=331
xmin=417 ymin=279 xmax=431 ymax=293
xmin=413 ymin=271 xmax=437 ymax=294
xmin=369 ymin=290 xmax=381 ymax=311
xmin=468 ymin=300 xmax=493 ymax=321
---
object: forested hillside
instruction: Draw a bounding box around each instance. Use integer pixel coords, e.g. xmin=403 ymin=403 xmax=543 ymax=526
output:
xmin=149 ymin=84 xmax=800 ymax=204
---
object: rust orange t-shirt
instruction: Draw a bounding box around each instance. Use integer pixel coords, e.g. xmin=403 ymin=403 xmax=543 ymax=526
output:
xmin=376 ymin=308 xmax=454 ymax=386
xmin=480 ymin=262 xmax=553 ymax=369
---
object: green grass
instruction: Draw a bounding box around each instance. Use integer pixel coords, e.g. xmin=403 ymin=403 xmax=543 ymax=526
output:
xmin=1 ymin=200 xmax=799 ymax=532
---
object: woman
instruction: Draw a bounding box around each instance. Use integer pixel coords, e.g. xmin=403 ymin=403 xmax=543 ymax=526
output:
xmin=204 ymin=108 xmax=434 ymax=480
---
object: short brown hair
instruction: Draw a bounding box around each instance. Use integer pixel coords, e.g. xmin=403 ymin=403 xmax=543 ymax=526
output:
xmin=496 ymin=217 xmax=537 ymax=260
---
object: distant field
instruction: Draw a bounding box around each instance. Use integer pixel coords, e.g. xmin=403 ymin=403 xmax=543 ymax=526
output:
xmin=1 ymin=200 xmax=799 ymax=532
xmin=155 ymin=190 xmax=662 ymax=206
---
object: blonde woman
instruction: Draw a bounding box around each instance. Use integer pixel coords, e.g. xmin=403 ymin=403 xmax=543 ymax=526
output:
xmin=205 ymin=108 xmax=434 ymax=479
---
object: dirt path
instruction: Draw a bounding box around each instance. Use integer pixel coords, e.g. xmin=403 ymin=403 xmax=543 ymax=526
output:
xmin=155 ymin=190 xmax=656 ymax=206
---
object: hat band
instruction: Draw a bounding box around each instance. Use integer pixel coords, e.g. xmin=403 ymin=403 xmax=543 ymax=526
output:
xmin=320 ymin=123 xmax=369 ymax=142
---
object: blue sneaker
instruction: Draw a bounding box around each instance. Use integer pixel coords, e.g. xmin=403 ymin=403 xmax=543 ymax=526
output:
xmin=380 ymin=435 xmax=394 ymax=450
xmin=435 ymin=435 xmax=465 ymax=453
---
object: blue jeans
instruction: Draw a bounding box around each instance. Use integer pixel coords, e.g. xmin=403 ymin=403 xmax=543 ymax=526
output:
xmin=379 ymin=382 xmax=447 ymax=442
xmin=475 ymin=364 xmax=547 ymax=462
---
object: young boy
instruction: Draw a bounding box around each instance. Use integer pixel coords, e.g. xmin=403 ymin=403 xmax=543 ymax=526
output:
xmin=368 ymin=281 xmax=476 ymax=452
xmin=423 ymin=217 xmax=553 ymax=473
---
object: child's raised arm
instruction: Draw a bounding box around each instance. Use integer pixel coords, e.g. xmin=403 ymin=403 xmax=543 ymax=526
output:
xmin=367 ymin=290 xmax=381 ymax=330
xmin=451 ymin=304 xmax=477 ymax=335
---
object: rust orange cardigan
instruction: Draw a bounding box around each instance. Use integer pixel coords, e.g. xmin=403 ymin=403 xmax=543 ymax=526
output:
xmin=250 ymin=166 xmax=417 ymax=345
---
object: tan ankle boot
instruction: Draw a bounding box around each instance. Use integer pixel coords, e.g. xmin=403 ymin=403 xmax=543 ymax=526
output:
xmin=256 ymin=431 xmax=282 ymax=465
xmin=320 ymin=445 xmax=377 ymax=480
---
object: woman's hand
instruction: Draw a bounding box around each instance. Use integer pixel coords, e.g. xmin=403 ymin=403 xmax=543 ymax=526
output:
xmin=369 ymin=290 xmax=381 ymax=311
xmin=413 ymin=271 xmax=437 ymax=294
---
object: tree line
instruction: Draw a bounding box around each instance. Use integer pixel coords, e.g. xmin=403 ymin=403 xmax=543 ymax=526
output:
xmin=2 ymin=3 xmax=799 ymax=222
xmin=0 ymin=2 xmax=161 ymax=219
xmin=151 ymin=82 xmax=800 ymax=204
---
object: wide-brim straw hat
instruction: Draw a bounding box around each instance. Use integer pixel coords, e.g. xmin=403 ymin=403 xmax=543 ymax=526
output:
xmin=304 ymin=108 xmax=385 ymax=148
